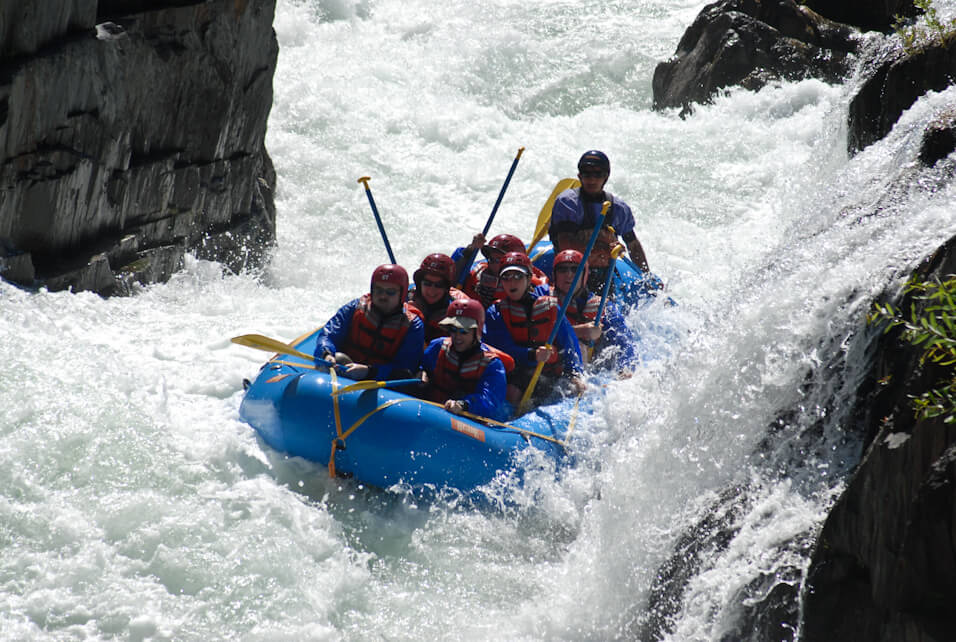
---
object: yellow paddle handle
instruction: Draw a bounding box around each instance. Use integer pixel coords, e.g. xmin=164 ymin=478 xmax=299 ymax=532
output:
xmin=518 ymin=350 xmax=549 ymax=415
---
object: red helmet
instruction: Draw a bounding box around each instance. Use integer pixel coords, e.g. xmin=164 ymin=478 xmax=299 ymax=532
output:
xmin=498 ymin=251 xmax=532 ymax=278
xmin=554 ymin=249 xmax=588 ymax=279
xmin=481 ymin=234 xmax=526 ymax=259
xmin=441 ymin=297 xmax=485 ymax=337
xmin=370 ymin=264 xmax=409 ymax=294
xmin=413 ymin=253 xmax=454 ymax=287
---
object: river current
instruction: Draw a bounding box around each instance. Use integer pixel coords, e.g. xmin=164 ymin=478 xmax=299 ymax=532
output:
xmin=2 ymin=0 xmax=955 ymax=639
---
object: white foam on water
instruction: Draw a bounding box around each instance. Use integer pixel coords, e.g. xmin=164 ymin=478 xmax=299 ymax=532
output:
xmin=2 ymin=0 xmax=955 ymax=638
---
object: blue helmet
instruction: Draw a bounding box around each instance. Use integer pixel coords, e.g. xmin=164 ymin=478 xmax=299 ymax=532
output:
xmin=578 ymin=150 xmax=610 ymax=174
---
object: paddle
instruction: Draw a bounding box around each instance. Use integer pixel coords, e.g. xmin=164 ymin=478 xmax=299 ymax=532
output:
xmin=357 ymin=176 xmax=397 ymax=264
xmin=231 ymin=334 xmax=315 ymax=362
xmin=518 ymin=200 xmax=610 ymax=415
xmin=527 ymin=177 xmax=580 ymax=254
xmin=587 ymin=244 xmax=625 ymax=360
xmin=454 ymin=407 xmax=567 ymax=447
xmin=454 ymin=147 xmax=526 ymax=286
xmin=331 ymin=378 xmax=422 ymax=396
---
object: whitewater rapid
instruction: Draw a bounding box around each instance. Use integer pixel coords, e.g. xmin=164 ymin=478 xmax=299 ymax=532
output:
xmin=2 ymin=0 xmax=955 ymax=639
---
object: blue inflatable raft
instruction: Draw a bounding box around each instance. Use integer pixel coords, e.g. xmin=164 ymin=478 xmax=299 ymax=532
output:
xmin=237 ymin=240 xmax=667 ymax=495
xmin=239 ymin=328 xmax=588 ymax=494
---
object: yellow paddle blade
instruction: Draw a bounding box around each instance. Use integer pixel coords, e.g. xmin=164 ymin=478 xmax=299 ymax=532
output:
xmin=231 ymin=334 xmax=315 ymax=362
xmin=331 ymin=380 xmax=385 ymax=396
xmin=332 ymin=377 xmax=424 ymax=397
xmin=528 ymin=177 xmax=580 ymax=252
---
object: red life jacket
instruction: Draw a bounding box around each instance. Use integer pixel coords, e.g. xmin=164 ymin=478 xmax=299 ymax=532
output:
xmin=408 ymin=287 xmax=470 ymax=343
xmin=497 ymin=294 xmax=563 ymax=375
xmin=463 ymin=264 xmax=503 ymax=308
xmin=465 ymin=264 xmax=550 ymax=308
xmin=428 ymin=340 xmax=504 ymax=403
xmin=561 ymin=291 xmax=600 ymax=325
xmin=531 ymin=267 xmax=550 ymax=289
xmin=342 ymin=295 xmax=417 ymax=365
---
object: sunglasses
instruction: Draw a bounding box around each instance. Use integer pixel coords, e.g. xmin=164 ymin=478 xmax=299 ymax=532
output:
xmin=554 ymin=265 xmax=579 ymax=274
xmin=500 ymin=272 xmax=527 ymax=281
xmin=448 ymin=327 xmax=473 ymax=336
xmin=580 ymin=170 xmax=607 ymax=179
xmin=422 ymin=278 xmax=446 ymax=289
xmin=373 ymin=286 xmax=400 ymax=297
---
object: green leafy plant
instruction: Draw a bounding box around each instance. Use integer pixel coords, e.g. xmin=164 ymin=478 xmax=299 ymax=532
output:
xmin=868 ymin=274 xmax=956 ymax=423
xmin=893 ymin=0 xmax=956 ymax=54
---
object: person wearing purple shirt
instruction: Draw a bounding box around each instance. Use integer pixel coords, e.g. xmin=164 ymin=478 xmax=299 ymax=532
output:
xmin=549 ymin=150 xmax=650 ymax=291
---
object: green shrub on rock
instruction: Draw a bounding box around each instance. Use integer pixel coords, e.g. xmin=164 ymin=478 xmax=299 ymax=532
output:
xmin=868 ymin=274 xmax=956 ymax=423
xmin=894 ymin=0 xmax=956 ymax=54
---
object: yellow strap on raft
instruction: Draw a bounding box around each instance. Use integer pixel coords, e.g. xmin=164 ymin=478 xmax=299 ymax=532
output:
xmin=324 ymin=392 xmax=571 ymax=478
xmin=328 ymin=368 xmax=344 ymax=477
xmin=241 ymin=325 xmax=572 ymax=475
xmin=327 ymin=397 xmax=430 ymax=477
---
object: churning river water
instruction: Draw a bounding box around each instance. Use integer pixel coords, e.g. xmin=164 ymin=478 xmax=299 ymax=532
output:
xmin=2 ymin=0 xmax=955 ymax=639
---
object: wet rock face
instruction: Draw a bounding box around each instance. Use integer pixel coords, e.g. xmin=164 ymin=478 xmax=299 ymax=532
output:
xmin=848 ymin=40 xmax=956 ymax=155
xmin=0 ymin=0 xmax=277 ymax=295
xmin=800 ymin=0 xmax=918 ymax=32
xmin=802 ymin=236 xmax=956 ymax=642
xmin=919 ymin=114 xmax=956 ymax=166
xmin=651 ymin=0 xmax=858 ymax=113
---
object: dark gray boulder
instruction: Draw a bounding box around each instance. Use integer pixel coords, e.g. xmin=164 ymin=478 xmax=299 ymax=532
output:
xmin=652 ymin=0 xmax=858 ymax=112
xmin=0 ymin=0 xmax=277 ymax=295
xmin=919 ymin=110 xmax=956 ymax=166
xmin=848 ymin=39 xmax=956 ymax=155
xmin=800 ymin=0 xmax=918 ymax=32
